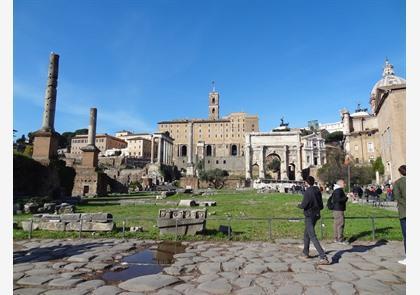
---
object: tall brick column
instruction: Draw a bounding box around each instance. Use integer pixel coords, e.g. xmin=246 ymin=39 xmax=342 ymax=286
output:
xmin=32 ymin=52 xmax=60 ymax=165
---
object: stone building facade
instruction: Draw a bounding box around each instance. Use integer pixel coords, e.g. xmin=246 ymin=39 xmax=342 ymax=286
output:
xmin=157 ymin=87 xmax=259 ymax=175
xmin=341 ymin=59 xmax=406 ymax=182
xmin=245 ymin=123 xmax=326 ymax=180
xmin=341 ymin=106 xmax=381 ymax=164
xmin=370 ymin=60 xmax=406 ymax=181
xmin=125 ymin=137 xmax=152 ymax=158
xmin=70 ymin=134 xmax=127 ymax=157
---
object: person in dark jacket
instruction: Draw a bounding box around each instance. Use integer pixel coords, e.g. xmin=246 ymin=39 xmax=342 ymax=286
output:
xmin=393 ymin=165 xmax=406 ymax=265
xmin=298 ymin=176 xmax=329 ymax=265
xmin=332 ymin=179 xmax=349 ymax=244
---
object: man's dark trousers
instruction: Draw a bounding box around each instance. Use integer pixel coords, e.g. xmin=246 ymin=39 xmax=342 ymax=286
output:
xmin=303 ymin=215 xmax=326 ymax=259
xmin=400 ymin=217 xmax=406 ymax=253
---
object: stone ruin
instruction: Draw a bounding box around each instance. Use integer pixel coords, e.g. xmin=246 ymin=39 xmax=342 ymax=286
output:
xmin=178 ymin=199 xmax=216 ymax=207
xmin=22 ymin=202 xmax=75 ymax=214
xmin=156 ymin=190 xmax=177 ymax=200
xmin=157 ymin=208 xmax=207 ymax=235
xmin=21 ymin=212 xmax=114 ymax=232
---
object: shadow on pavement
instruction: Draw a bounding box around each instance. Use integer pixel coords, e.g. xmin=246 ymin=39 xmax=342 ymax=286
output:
xmin=348 ymin=226 xmax=394 ymax=243
xmin=13 ymin=241 xmax=111 ymax=264
xmin=330 ymin=239 xmax=388 ymax=264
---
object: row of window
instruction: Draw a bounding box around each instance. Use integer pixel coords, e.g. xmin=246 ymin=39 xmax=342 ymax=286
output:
xmin=353 ymin=142 xmax=375 ymax=153
xmin=161 ymin=122 xmax=255 ymax=129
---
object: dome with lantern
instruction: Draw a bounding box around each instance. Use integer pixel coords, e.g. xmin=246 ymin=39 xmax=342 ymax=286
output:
xmin=370 ymin=59 xmax=406 ymax=97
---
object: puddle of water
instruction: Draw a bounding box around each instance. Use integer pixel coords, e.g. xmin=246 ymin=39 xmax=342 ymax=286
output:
xmin=102 ymin=241 xmax=186 ymax=282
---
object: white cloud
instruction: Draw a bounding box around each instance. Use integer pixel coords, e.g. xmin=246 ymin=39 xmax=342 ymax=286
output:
xmin=14 ymin=78 xmax=153 ymax=134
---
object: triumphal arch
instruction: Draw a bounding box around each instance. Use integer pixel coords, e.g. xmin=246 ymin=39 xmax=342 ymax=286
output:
xmin=244 ymin=123 xmax=326 ymax=181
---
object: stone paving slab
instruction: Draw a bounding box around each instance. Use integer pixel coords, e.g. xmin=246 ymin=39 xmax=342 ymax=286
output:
xmin=13 ymin=238 xmax=406 ymax=295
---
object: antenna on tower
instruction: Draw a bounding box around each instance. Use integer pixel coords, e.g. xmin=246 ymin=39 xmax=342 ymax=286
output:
xmin=212 ymin=81 xmax=216 ymax=92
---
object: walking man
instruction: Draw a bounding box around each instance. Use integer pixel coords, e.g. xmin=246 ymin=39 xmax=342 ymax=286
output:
xmin=298 ymin=176 xmax=330 ymax=265
xmin=393 ymin=165 xmax=406 ymax=265
xmin=332 ymin=179 xmax=349 ymax=244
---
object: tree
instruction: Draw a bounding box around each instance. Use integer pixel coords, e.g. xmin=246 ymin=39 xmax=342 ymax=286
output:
xmin=23 ymin=145 xmax=33 ymax=157
xmin=27 ymin=132 xmax=35 ymax=144
xmin=75 ymin=128 xmax=88 ymax=135
xmin=16 ymin=135 xmax=26 ymax=144
xmin=325 ymin=131 xmax=343 ymax=143
xmin=372 ymin=157 xmax=385 ymax=175
xmin=318 ymin=147 xmax=375 ymax=187
xmin=199 ymin=168 xmax=229 ymax=189
xmin=196 ymin=159 xmax=205 ymax=177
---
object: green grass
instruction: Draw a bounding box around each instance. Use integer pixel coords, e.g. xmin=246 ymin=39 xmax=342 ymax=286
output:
xmin=13 ymin=191 xmax=401 ymax=241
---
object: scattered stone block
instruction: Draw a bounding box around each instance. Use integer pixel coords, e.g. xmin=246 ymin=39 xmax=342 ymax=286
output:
xmin=129 ymin=226 xmax=143 ymax=232
xmin=24 ymin=203 xmax=39 ymax=214
xmin=157 ymin=208 xmax=207 ymax=235
xmin=178 ymin=200 xmax=198 ymax=207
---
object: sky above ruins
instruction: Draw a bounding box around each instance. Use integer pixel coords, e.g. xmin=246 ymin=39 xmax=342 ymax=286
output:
xmin=13 ymin=0 xmax=406 ymax=137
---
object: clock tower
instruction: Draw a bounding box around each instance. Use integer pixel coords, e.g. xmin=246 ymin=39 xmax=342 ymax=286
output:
xmin=208 ymin=81 xmax=219 ymax=120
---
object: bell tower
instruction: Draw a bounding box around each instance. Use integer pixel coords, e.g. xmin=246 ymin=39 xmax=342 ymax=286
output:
xmin=208 ymin=81 xmax=219 ymax=120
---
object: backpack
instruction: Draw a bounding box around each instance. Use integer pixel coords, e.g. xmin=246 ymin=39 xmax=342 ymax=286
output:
xmin=327 ymin=194 xmax=334 ymax=210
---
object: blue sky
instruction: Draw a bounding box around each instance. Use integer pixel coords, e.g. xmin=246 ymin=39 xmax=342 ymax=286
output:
xmin=13 ymin=0 xmax=406 ymax=138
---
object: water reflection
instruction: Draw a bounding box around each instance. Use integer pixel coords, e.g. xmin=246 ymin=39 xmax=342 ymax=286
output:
xmin=102 ymin=241 xmax=186 ymax=282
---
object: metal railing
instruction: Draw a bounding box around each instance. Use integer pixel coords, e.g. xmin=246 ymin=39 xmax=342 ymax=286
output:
xmin=16 ymin=214 xmax=399 ymax=241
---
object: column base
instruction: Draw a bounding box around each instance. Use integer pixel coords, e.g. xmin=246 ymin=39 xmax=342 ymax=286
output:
xmin=32 ymin=130 xmax=60 ymax=165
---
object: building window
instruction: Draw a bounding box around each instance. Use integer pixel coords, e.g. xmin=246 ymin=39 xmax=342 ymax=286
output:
xmin=354 ymin=145 xmax=359 ymax=151
xmin=181 ymin=145 xmax=187 ymax=157
xmin=367 ymin=142 xmax=374 ymax=153
xmin=231 ymin=145 xmax=238 ymax=156
xmin=223 ymin=160 xmax=226 ymax=164
xmin=314 ymin=157 xmax=318 ymax=165
xmin=206 ymin=145 xmax=212 ymax=156
xmin=216 ymin=160 xmax=219 ymax=164
xmin=208 ymin=160 xmax=210 ymax=164
xmin=355 ymin=158 xmax=359 ymax=163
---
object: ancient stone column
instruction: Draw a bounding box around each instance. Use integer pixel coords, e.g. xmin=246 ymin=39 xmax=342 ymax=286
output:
xmin=81 ymin=108 xmax=100 ymax=168
xmin=163 ymin=139 xmax=167 ymax=164
xmin=259 ymin=147 xmax=265 ymax=179
xmin=150 ymin=136 xmax=154 ymax=163
xmin=245 ymin=134 xmax=251 ymax=179
xmin=296 ymin=144 xmax=303 ymax=181
xmin=32 ymin=52 xmax=60 ymax=164
xmin=41 ymin=52 xmax=59 ymax=132
xmin=157 ymin=136 xmax=162 ymax=164
xmin=187 ymin=122 xmax=193 ymax=164
xmin=282 ymin=147 xmax=289 ymax=180
xmin=87 ymin=108 xmax=97 ymax=146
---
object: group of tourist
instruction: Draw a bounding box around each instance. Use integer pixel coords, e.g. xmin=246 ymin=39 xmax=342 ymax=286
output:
xmin=297 ymin=165 xmax=406 ymax=265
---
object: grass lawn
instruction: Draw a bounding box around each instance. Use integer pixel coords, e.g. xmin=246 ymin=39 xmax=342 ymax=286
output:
xmin=13 ymin=191 xmax=401 ymax=242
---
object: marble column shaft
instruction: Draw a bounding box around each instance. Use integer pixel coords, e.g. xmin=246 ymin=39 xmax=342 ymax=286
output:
xmin=41 ymin=53 xmax=59 ymax=132
xmin=157 ymin=136 xmax=162 ymax=164
xmin=87 ymin=108 xmax=97 ymax=146
xmin=150 ymin=136 xmax=154 ymax=163
xmin=187 ymin=122 xmax=193 ymax=164
xmin=259 ymin=147 xmax=265 ymax=179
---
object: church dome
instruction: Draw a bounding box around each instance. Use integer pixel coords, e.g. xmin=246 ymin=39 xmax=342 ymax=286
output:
xmin=370 ymin=59 xmax=406 ymax=96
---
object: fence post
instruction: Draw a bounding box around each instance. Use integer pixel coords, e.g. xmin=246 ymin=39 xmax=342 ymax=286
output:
xmin=268 ymin=218 xmax=272 ymax=240
xmin=320 ymin=215 xmax=324 ymax=240
xmin=175 ymin=218 xmax=178 ymax=241
xmin=79 ymin=219 xmax=83 ymax=239
xmin=370 ymin=217 xmax=376 ymax=240
xmin=122 ymin=219 xmax=126 ymax=239
xmin=28 ymin=219 xmax=33 ymax=240
xmin=228 ymin=217 xmax=231 ymax=240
